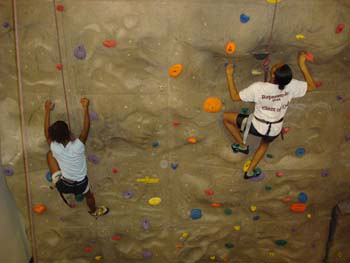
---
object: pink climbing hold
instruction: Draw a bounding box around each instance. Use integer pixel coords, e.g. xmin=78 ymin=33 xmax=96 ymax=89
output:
xmin=276 ymin=172 xmax=284 ymax=177
xmin=56 ymin=64 xmax=63 ymax=70
xmin=103 ymin=40 xmax=117 ymax=48
xmin=281 ymin=127 xmax=291 ymax=135
xmin=263 ymin=58 xmax=270 ymax=67
xmin=305 ymin=52 xmax=314 ymax=62
xmin=336 ymin=24 xmax=345 ymax=33
xmin=315 ymin=81 xmax=323 ymax=88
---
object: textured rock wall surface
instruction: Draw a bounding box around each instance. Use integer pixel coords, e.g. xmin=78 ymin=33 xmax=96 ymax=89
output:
xmin=1 ymin=0 xmax=350 ymax=262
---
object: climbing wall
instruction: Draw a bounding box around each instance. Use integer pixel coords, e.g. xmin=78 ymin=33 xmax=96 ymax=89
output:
xmin=1 ymin=0 xmax=350 ymax=262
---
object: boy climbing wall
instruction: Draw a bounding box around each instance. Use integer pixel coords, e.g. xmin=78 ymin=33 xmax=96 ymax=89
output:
xmin=223 ymin=51 xmax=316 ymax=179
xmin=44 ymin=98 xmax=109 ymax=217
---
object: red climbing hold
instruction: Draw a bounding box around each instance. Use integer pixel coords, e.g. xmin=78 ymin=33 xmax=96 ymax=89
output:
xmin=204 ymin=189 xmax=214 ymax=196
xmin=172 ymin=120 xmax=181 ymax=127
xmin=56 ymin=5 xmax=64 ymax=11
xmin=276 ymin=172 xmax=284 ymax=177
xmin=281 ymin=127 xmax=291 ymax=135
xmin=112 ymin=235 xmax=121 ymax=241
xmin=112 ymin=167 xmax=118 ymax=174
xmin=305 ymin=52 xmax=314 ymax=62
xmin=84 ymin=247 xmax=93 ymax=252
xmin=103 ymin=40 xmax=117 ymax=48
xmin=315 ymin=81 xmax=323 ymax=88
xmin=56 ymin=64 xmax=63 ymax=70
xmin=336 ymin=24 xmax=345 ymax=34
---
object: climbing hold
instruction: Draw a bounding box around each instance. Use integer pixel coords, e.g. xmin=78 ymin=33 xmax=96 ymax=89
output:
xmin=171 ymin=163 xmax=178 ymax=170
xmin=74 ymin=44 xmax=87 ymax=60
xmin=123 ymin=190 xmax=133 ymax=199
xmin=172 ymin=120 xmax=181 ymax=127
xmin=266 ymin=153 xmax=273 ymax=158
xmin=3 ymin=166 xmax=14 ymax=176
xmin=33 ymin=204 xmax=46 ymax=214
xmin=56 ymin=5 xmax=64 ymax=11
xmin=90 ymin=111 xmax=98 ymax=120
xmin=75 ymin=194 xmax=84 ymax=202
xmin=46 ymin=171 xmax=52 ymax=182
xmin=295 ymin=147 xmax=305 ymax=157
xmin=321 ymin=169 xmax=329 ymax=177
xmin=176 ymin=243 xmax=183 ymax=249
xmin=268 ymin=251 xmax=275 ymax=257
xmin=224 ymin=208 xmax=233 ymax=215
xmin=142 ymin=251 xmax=152 ymax=259
xmin=251 ymin=171 xmax=265 ymax=182
xmin=265 ymin=185 xmax=272 ymax=191
xmin=252 ymin=215 xmax=260 ymax=221
xmin=267 ymin=0 xmax=281 ymax=3
xmin=187 ymin=137 xmax=197 ymax=144
xmin=336 ymin=95 xmax=345 ymax=102
xmin=337 ymin=252 xmax=343 ymax=258
xmin=251 ymin=69 xmax=263 ymax=75
xmin=191 ymin=209 xmax=202 ymax=220
xmin=296 ymin=34 xmax=305 ymax=40
xmin=306 ymin=52 xmax=314 ymax=62
xmin=136 ymin=176 xmax=159 ymax=183
xmin=211 ymin=203 xmax=222 ymax=207
xmin=240 ymin=14 xmax=250 ymax=23
xmin=204 ymin=189 xmax=214 ymax=196
xmin=276 ymin=172 xmax=284 ymax=177
xmin=290 ymin=202 xmax=307 ymax=213
xmin=169 ymin=64 xmax=183 ymax=78
xmin=250 ymin=205 xmax=257 ymax=212
xmin=88 ymin=154 xmax=100 ymax=164
xmin=233 ymin=225 xmax=241 ymax=231
xmin=263 ymin=58 xmax=271 ymax=67
xmin=141 ymin=219 xmax=151 ymax=230
xmin=336 ymin=24 xmax=345 ymax=33
xmin=2 ymin=21 xmax=10 ymax=28
xmin=112 ymin=167 xmax=118 ymax=174
xmin=160 ymin=160 xmax=169 ymax=169
xmin=283 ymin=196 xmax=291 ymax=203
xmin=56 ymin=64 xmax=63 ymax=70
xmin=203 ymin=97 xmax=222 ymax=113
xmin=103 ymin=40 xmax=117 ymax=47
xmin=345 ymin=135 xmax=350 ymax=142
xmin=112 ymin=235 xmax=121 ymax=241
xmin=243 ymin=160 xmax=251 ymax=172
xmin=95 ymin=255 xmax=102 ymax=261
xmin=275 ymin=240 xmax=288 ymax=246
xmin=225 ymin=42 xmax=236 ymax=55
xmin=181 ymin=232 xmax=189 ymax=240
xmin=225 ymin=243 xmax=234 ymax=249
xmin=240 ymin=107 xmax=249 ymax=115
xmin=306 ymin=213 xmax=312 ymax=219
xmin=84 ymin=247 xmax=93 ymax=252
xmin=210 ymin=256 xmax=216 ymax=260
xmin=152 ymin=141 xmax=160 ymax=148
xmin=315 ymin=81 xmax=323 ymax=87
xmin=298 ymin=192 xmax=308 ymax=203
xmin=281 ymin=127 xmax=291 ymax=135
xmin=148 ymin=197 xmax=161 ymax=206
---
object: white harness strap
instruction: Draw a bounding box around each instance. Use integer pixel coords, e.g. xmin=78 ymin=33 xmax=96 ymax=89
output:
xmin=242 ymin=114 xmax=254 ymax=145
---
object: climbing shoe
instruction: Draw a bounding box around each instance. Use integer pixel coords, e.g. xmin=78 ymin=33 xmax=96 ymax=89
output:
xmin=231 ymin=143 xmax=249 ymax=155
xmin=89 ymin=206 xmax=110 ymax=218
xmin=244 ymin=167 xmax=262 ymax=180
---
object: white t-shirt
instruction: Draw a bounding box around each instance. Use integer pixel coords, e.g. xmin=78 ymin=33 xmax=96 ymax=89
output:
xmin=50 ymin=139 xmax=87 ymax=181
xmin=239 ymin=79 xmax=307 ymax=136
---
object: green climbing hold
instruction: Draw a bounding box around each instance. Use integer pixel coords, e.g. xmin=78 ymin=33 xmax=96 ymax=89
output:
xmin=75 ymin=194 xmax=84 ymax=202
xmin=240 ymin=107 xmax=249 ymax=115
xmin=224 ymin=208 xmax=233 ymax=215
xmin=266 ymin=153 xmax=273 ymax=158
xmin=265 ymin=185 xmax=272 ymax=191
xmin=225 ymin=243 xmax=234 ymax=249
xmin=275 ymin=240 xmax=288 ymax=246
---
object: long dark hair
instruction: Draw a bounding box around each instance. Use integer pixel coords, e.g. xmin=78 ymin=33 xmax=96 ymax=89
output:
xmin=48 ymin=121 xmax=70 ymax=143
xmin=274 ymin=64 xmax=293 ymax=90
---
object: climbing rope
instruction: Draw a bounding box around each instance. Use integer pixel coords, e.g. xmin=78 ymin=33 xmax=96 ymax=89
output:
xmin=11 ymin=0 xmax=38 ymax=261
xmin=267 ymin=0 xmax=279 ymax=49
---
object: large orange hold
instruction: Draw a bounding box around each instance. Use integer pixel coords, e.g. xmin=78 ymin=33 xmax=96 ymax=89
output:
xmin=203 ymin=97 xmax=222 ymax=113
xmin=103 ymin=40 xmax=117 ymax=48
xmin=34 ymin=204 xmax=46 ymax=214
xmin=290 ymin=202 xmax=307 ymax=213
xmin=225 ymin=42 xmax=236 ymax=55
xmin=187 ymin=137 xmax=197 ymax=144
xmin=169 ymin=64 xmax=183 ymax=78
xmin=211 ymin=203 xmax=222 ymax=207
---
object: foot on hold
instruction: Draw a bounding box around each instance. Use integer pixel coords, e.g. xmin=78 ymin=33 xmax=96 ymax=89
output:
xmin=89 ymin=206 xmax=110 ymax=218
xmin=244 ymin=167 xmax=262 ymax=180
xmin=231 ymin=143 xmax=249 ymax=154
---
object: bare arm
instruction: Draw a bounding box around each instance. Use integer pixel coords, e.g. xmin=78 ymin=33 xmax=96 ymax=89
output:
xmin=298 ymin=51 xmax=316 ymax=92
xmin=79 ymin=98 xmax=90 ymax=144
xmin=44 ymin=100 xmax=54 ymax=145
xmin=225 ymin=64 xmax=241 ymax=101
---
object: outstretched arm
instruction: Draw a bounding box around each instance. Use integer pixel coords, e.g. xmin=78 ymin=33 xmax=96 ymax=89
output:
xmin=79 ymin=98 xmax=90 ymax=144
xmin=298 ymin=51 xmax=316 ymax=92
xmin=44 ymin=100 xmax=54 ymax=145
xmin=225 ymin=64 xmax=241 ymax=101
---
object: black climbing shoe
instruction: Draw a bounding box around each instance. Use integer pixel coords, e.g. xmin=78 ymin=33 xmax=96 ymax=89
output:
xmin=231 ymin=143 xmax=249 ymax=155
xmin=244 ymin=168 xmax=262 ymax=180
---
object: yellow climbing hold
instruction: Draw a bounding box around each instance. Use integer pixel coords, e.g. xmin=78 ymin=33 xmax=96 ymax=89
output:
xmin=148 ymin=197 xmax=162 ymax=205
xmin=296 ymin=34 xmax=305 ymax=40
xmin=267 ymin=0 xmax=281 ymax=3
xmin=95 ymin=256 xmax=102 ymax=261
xmin=251 ymin=69 xmax=263 ymax=75
xmin=233 ymin=225 xmax=241 ymax=231
xmin=181 ymin=232 xmax=189 ymax=239
xmin=337 ymin=252 xmax=343 ymax=258
xmin=306 ymin=213 xmax=312 ymax=219
xmin=268 ymin=251 xmax=275 ymax=257
xmin=250 ymin=205 xmax=257 ymax=212
xmin=136 ymin=176 xmax=160 ymax=183
xmin=243 ymin=160 xmax=251 ymax=172
xmin=210 ymin=256 xmax=216 ymax=260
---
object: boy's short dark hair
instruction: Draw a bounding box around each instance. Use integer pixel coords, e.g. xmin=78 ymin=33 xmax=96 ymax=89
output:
xmin=274 ymin=64 xmax=293 ymax=90
xmin=48 ymin=121 xmax=70 ymax=143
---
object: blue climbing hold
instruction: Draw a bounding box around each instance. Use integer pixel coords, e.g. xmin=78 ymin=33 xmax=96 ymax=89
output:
xmin=298 ymin=192 xmax=308 ymax=203
xmin=75 ymin=194 xmax=84 ymax=202
xmin=171 ymin=163 xmax=178 ymax=170
xmin=253 ymin=215 xmax=260 ymax=221
xmin=46 ymin=171 xmax=52 ymax=183
xmin=152 ymin=141 xmax=160 ymax=148
xmin=74 ymin=44 xmax=87 ymax=60
xmin=240 ymin=107 xmax=249 ymax=115
xmin=295 ymin=147 xmax=305 ymax=157
xmin=240 ymin=14 xmax=250 ymax=23
xmin=191 ymin=209 xmax=202 ymax=220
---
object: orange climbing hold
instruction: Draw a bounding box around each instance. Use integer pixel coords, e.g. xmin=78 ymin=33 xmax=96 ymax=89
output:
xmin=225 ymin=42 xmax=236 ymax=55
xmin=211 ymin=202 xmax=222 ymax=207
xmin=169 ymin=64 xmax=183 ymax=78
xmin=336 ymin=24 xmax=345 ymax=34
xmin=187 ymin=137 xmax=197 ymax=144
xmin=33 ymin=204 xmax=46 ymax=214
xmin=103 ymin=40 xmax=117 ymax=48
xmin=290 ymin=202 xmax=307 ymax=213
xmin=203 ymin=97 xmax=222 ymax=113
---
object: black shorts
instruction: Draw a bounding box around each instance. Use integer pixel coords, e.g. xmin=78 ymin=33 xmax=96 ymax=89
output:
xmin=56 ymin=176 xmax=90 ymax=195
xmin=236 ymin=114 xmax=279 ymax=142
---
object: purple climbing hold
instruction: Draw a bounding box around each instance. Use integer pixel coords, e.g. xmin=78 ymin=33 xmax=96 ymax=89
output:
xmin=88 ymin=154 xmax=100 ymax=164
xmin=3 ymin=166 xmax=14 ymax=176
xmin=2 ymin=21 xmax=10 ymax=28
xmin=250 ymin=172 xmax=265 ymax=182
xmin=336 ymin=95 xmax=345 ymax=102
xmin=141 ymin=219 xmax=151 ymax=230
xmin=123 ymin=190 xmax=133 ymax=199
xmin=321 ymin=169 xmax=329 ymax=177
xmin=74 ymin=44 xmax=87 ymax=60
xmin=90 ymin=111 xmax=98 ymax=121
xmin=143 ymin=251 xmax=152 ymax=259
xmin=345 ymin=135 xmax=350 ymax=142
